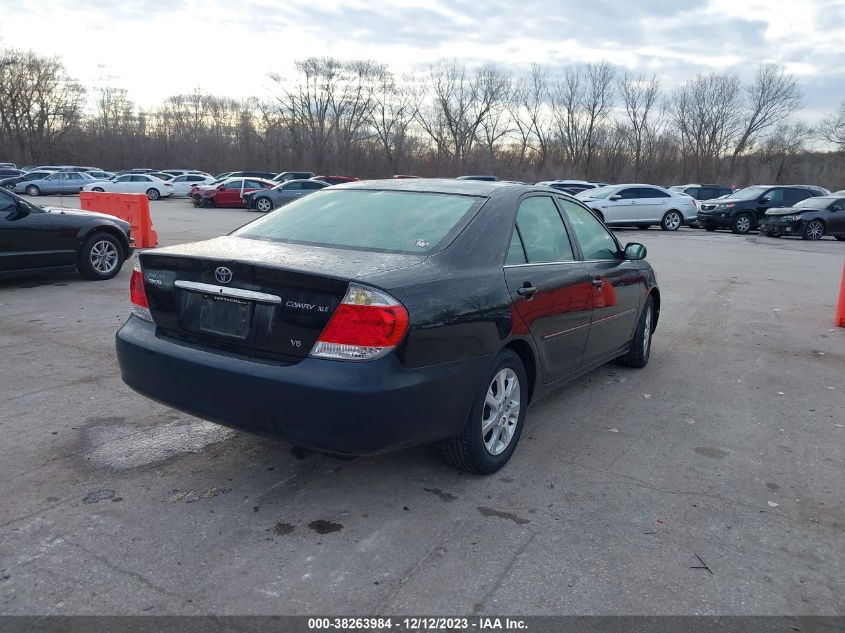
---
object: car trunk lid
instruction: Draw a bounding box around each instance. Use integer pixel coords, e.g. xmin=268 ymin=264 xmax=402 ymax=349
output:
xmin=138 ymin=236 xmax=423 ymax=361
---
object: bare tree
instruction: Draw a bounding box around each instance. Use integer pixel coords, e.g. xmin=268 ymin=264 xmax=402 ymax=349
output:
xmin=0 ymin=48 xmax=86 ymax=163
xmin=818 ymin=101 xmax=845 ymax=149
xmin=617 ymin=72 xmax=661 ymax=180
xmin=730 ymin=64 xmax=801 ymax=170
xmin=368 ymin=71 xmax=419 ymax=174
xmin=759 ymin=122 xmax=813 ymax=183
xmin=508 ymin=64 xmax=554 ymax=171
xmin=669 ymin=73 xmax=742 ymax=180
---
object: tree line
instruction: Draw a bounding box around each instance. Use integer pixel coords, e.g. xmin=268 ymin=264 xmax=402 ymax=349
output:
xmin=1 ymin=48 xmax=844 ymax=188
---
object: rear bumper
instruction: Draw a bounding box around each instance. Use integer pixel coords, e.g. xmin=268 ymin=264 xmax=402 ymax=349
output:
xmin=116 ymin=316 xmax=491 ymax=455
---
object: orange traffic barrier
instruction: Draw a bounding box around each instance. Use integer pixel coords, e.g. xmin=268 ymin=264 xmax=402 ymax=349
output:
xmin=836 ymin=261 xmax=845 ymax=328
xmin=78 ymin=192 xmax=158 ymax=248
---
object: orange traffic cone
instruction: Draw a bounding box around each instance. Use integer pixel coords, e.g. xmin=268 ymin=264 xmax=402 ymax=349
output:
xmin=836 ymin=261 xmax=845 ymax=328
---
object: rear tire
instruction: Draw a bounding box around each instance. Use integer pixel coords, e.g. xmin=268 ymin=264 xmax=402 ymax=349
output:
xmin=440 ymin=349 xmax=527 ymax=474
xmin=616 ymin=296 xmax=654 ymax=369
xmin=660 ymin=210 xmax=682 ymax=231
xmin=731 ymin=213 xmax=752 ymax=234
xmin=78 ymin=232 xmax=124 ymax=280
xmin=146 ymin=188 xmax=160 ymax=201
xmin=802 ymin=220 xmax=824 ymax=241
xmin=26 ymin=185 xmax=40 ymax=196
xmin=201 ymin=196 xmax=215 ymax=208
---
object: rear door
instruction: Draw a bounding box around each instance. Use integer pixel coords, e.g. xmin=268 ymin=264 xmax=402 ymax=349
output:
xmin=827 ymin=198 xmax=845 ymax=234
xmin=635 ymin=186 xmax=670 ymax=222
xmin=559 ymin=198 xmax=643 ymax=364
xmin=503 ymin=195 xmax=593 ymax=382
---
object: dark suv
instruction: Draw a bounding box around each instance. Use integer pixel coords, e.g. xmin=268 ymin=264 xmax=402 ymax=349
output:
xmin=670 ymin=184 xmax=733 ymax=201
xmin=697 ymin=185 xmax=829 ymax=234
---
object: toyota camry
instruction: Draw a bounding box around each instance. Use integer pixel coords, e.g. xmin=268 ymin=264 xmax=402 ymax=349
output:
xmin=116 ymin=180 xmax=660 ymax=473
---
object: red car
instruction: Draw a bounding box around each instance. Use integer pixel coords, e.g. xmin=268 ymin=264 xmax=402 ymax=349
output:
xmin=311 ymin=175 xmax=359 ymax=186
xmin=191 ymin=177 xmax=275 ymax=208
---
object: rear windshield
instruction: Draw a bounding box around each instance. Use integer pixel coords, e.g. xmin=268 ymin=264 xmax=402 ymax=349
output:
xmin=233 ymin=189 xmax=483 ymax=254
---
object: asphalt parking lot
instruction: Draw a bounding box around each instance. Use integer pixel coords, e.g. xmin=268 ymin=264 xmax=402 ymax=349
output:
xmin=1 ymin=195 xmax=844 ymax=615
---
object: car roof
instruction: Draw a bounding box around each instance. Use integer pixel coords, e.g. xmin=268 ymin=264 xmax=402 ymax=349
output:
xmin=331 ymin=178 xmax=515 ymax=196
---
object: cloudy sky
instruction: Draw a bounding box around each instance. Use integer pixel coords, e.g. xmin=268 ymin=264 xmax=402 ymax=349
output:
xmin=1 ymin=0 xmax=843 ymax=119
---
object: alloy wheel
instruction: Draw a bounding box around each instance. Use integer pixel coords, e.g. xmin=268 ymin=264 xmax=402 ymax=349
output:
xmin=805 ymin=221 xmax=824 ymax=240
xmin=643 ymin=305 xmax=652 ymax=352
xmin=663 ymin=211 xmax=681 ymax=231
xmin=89 ymin=240 xmax=119 ymax=274
xmin=481 ymin=368 xmax=521 ymax=456
xmin=257 ymin=198 xmax=273 ymax=212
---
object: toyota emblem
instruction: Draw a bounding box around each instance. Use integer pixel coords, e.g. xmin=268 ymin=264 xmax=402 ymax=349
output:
xmin=215 ymin=266 xmax=233 ymax=284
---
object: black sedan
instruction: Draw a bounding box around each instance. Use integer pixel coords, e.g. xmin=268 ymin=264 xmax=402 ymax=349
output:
xmin=116 ymin=180 xmax=660 ymax=473
xmin=1 ymin=170 xmax=55 ymax=191
xmin=760 ymin=196 xmax=845 ymax=241
xmin=0 ymin=188 xmax=133 ymax=280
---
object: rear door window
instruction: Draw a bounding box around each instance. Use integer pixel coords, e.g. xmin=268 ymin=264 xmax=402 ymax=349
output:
xmin=234 ymin=190 xmax=482 ymax=254
xmin=515 ymin=196 xmax=575 ymax=263
xmin=785 ymin=189 xmax=810 ymax=204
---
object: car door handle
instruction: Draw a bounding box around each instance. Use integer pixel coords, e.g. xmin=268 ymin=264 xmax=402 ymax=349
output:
xmin=516 ymin=284 xmax=537 ymax=299
xmin=592 ymin=277 xmax=604 ymax=289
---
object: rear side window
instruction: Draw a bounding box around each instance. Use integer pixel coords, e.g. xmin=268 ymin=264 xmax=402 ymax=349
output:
xmin=559 ymin=199 xmax=620 ymax=261
xmin=785 ymin=189 xmax=810 ymax=204
xmin=235 ymin=190 xmax=481 ymax=254
xmin=506 ymin=230 xmax=527 ymax=265
xmin=515 ymin=196 xmax=574 ymax=263
xmin=638 ymin=187 xmax=669 ymax=198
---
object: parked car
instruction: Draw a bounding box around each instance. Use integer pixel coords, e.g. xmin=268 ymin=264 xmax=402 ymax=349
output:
xmin=191 ymin=177 xmax=275 ymax=208
xmin=162 ymin=169 xmax=212 ymax=178
xmin=392 ymin=175 xmax=421 ymax=179
xmin=16 ymin=171 xmax=108 ymax=196
xmin=26 ymin=165 xmax=62 ymax=172
xmin=169 ymin=173 xmax=216 ymax=197
xmin=214 ymin=170 xmax=276 ymax=181
xmin=0 ymin=188 xmax=132 ymax=280
xmin=311 ymin=175 xmax=358 ymax=186
xmin=1 ymin=170 xmax=55 ymax=191
xmin=244 ymin=179 xmax=329 ymax=212
xmin=759 ymin=195 xmax=845 ymax=241
xmin=697 ymin=185 xmax=830 ymax=234
xmin=82 ymin=173 xmax=174 ymax=200
xmin=115 ymin=168 xmax=157 ymax=175
xmin=537 ymin=180 xmax=599 ymax=195
xmin=148 ymin=172 xmax=175 ymax=181
xmin=116 ymin=179 xmax=659 ymax=473
xmin=669 ymin=183 xmax=733 ymax=202
xmin=273 ymin=171 xmax=315 ymax=183
xmin=0 ymin=168 xmax=24 ymax=178
xmin=0 ymin=162 xmax=16 ymax=169
xmin=575 ymin=184 xmax=697 ymax=231
xmin=86 ymin=170 xmax=115 ymax=180
xmin=457 ymin=175 xmax=498 ymax=181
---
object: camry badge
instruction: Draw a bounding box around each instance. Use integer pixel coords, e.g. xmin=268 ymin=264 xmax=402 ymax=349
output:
xmin=215 ymin=267 xmax=233 ymax=284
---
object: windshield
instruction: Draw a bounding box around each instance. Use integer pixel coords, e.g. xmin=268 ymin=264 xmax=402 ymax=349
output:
xmin=234 ymin=190 xmax=482 ymax=254
xmin=726 ymin=186 xmax=768 ymax=201
xmin=576 ymin=185 xmax=617 ymax=200
xmin=793 ymin=197 xmax=833 ymax=210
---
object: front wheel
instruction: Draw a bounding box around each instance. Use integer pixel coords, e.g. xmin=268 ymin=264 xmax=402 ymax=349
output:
xmin=3 ymin=184 xmax=14 ymax=191
xmin=660 ymin=210 xmax=682 ymax=231
xmin=731 ymin=213 xmax=752 ymax=234
xmin=78 ymin=232 xmax=124 ymax=280
xmin=802 ymin=220 xmax=824 ymax=241
xmin=255 ymin=197 xmax=273 ymax=213
xmin=617 ymin=296 xmax=654 ymax=369
xmin=146 ymin=188 xmax=160 ymax=201
xmin=440 ymin=349 xmax=527 ymax=474
xmin=26 ymin=185 xmax=40 ymax=196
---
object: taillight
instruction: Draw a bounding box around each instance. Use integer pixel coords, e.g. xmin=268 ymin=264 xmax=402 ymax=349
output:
xmin=130 ymin=263 xmax=152 ymax=322
xmin=310 ymin=283 xmax=409 ymax=361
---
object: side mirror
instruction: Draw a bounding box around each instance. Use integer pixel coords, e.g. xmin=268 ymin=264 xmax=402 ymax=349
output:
xmin=624 ymin=242 xmax=647 ymax=260
xmin=831 ymin=205 xmax=842 ymax=212
xmin=5 ymin=200 xmax=31 ymax=221
xmin=609 ymin=194 xmax=622 ymax=201
xmin=217 ymin=185 xmax=226 ymax=191
xmin=759 ymin=197 xmax=769 ymax=204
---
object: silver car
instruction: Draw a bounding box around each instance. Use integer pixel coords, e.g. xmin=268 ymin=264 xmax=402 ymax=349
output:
xmin=575 ymin=183 xmax=698 ymax=231
xmin=245 ymin=179 xmax=329 ymax=212
xmin=15 ymin=171 xmax=107 ymax=196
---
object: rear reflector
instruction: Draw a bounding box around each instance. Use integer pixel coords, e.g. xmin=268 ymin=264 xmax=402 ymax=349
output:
xmin=130 ymin=263 xmax=152 ymax=322
xmin=310 ymin=283 xmax=409 ymax=361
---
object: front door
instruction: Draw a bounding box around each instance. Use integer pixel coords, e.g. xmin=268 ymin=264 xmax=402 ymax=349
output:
xmin=559 ymin=198 xmax=643 ymax=364
xmin=504 ymin=195 xmax=594 ymax=382
xmin=0 ymin=193 xmax=68 ymax=271
xmin=602 ymin=187 xmax=640 ymax=224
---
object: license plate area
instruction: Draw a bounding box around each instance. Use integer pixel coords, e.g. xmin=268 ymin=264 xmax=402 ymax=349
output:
xmin=199 ymin=295 xmax=253 ymax=339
